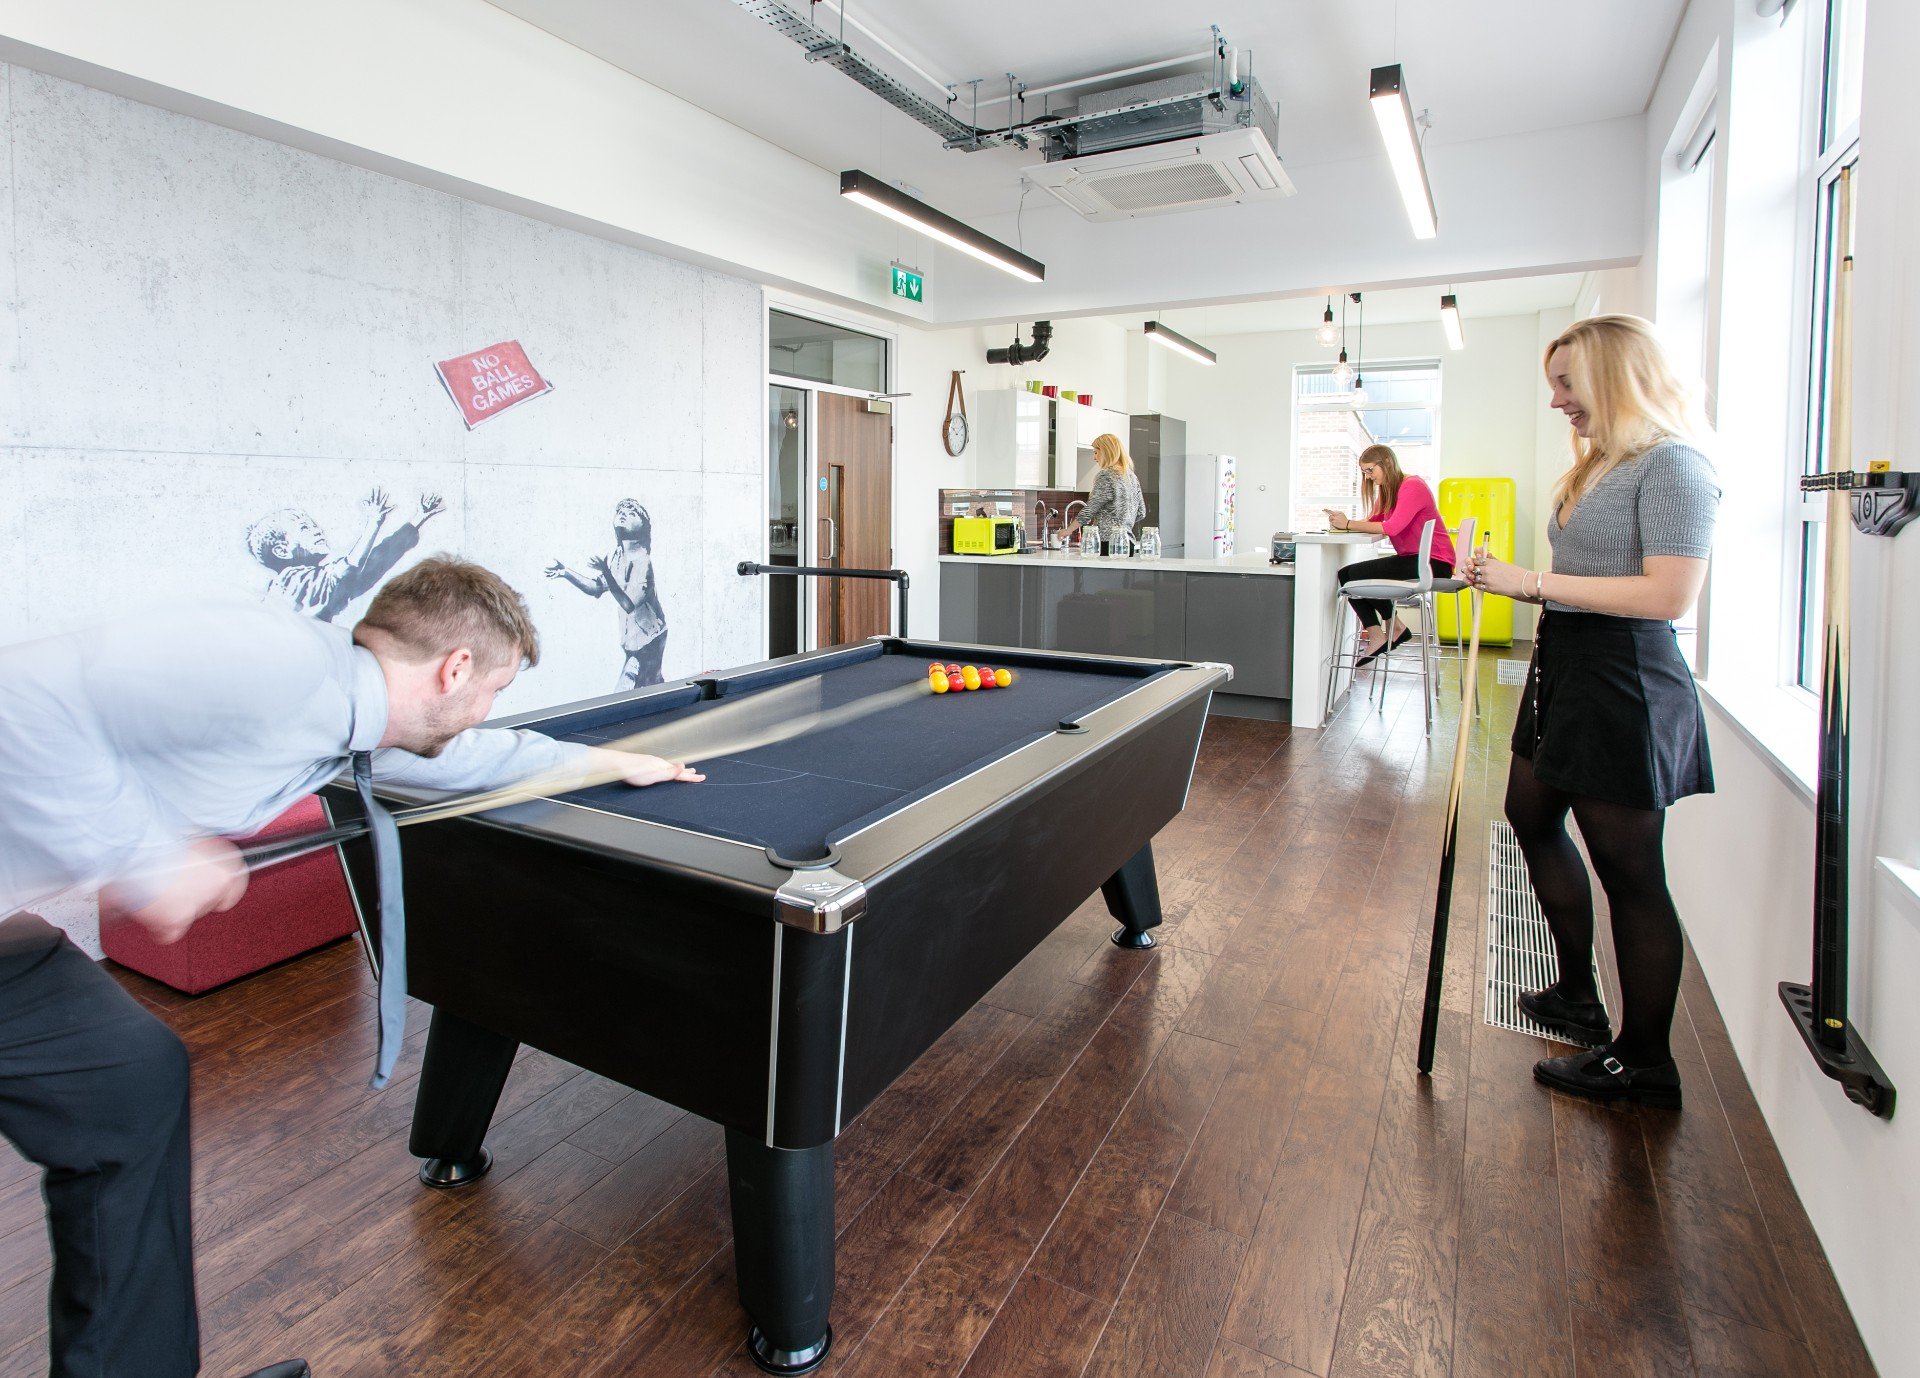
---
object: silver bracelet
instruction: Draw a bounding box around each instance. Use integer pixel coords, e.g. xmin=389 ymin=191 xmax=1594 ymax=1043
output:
xmin=1533 ymin=570 xmax=1546 ymax=601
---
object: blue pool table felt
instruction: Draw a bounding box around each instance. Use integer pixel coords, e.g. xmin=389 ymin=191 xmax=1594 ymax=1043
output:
xmin=554 ymin=653 xmax=1164 ymax=860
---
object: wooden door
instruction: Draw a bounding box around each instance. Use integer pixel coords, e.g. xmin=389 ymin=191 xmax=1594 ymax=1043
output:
xmin=814 ymin=393 xmax=893 ymax=645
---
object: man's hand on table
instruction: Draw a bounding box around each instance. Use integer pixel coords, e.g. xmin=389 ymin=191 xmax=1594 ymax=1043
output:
xmin=589 ymin=747 xmax=706 ymax=787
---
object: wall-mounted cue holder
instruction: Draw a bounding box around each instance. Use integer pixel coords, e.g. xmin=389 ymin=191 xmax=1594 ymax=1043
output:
xmin=1781 ymin=465 xmax=1915 ymax=1119
xmin=1803 ymin=464 xmax=1920 ymax=537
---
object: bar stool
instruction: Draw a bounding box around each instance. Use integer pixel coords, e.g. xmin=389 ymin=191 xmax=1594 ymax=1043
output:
xmin=1428 ymin=517 xmax=1479 ymax=714
xmin=1323 ymin=518 xmax=1439 ymax=734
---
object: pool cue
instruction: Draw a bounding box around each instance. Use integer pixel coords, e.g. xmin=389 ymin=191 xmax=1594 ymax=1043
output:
xmin=1415 ymin=542 xmax=1487 ymax=1076
xmin=231 ymin=674 xmax=933 ymax=875
xmin=1809 ymin=164 xmax=1856 ymax=1056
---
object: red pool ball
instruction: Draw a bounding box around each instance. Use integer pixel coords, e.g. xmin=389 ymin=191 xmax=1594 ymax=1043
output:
xmin=947 ymin=672 xmax=965 ymax=692
xmin=978 ymin=666 xmax=997 ymax=688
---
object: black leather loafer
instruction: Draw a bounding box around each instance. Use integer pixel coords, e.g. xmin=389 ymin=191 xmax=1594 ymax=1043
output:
xmin=238 ymin=1362 xmax=310 ymax=1378
xmin=1533 ymin=1048 xmax=1682 ymax=1109
xmin=1517 ymin=986 xmax=1612 ymax=1046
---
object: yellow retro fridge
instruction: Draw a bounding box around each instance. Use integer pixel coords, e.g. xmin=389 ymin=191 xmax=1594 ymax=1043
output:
xmin=1436 ymin=477 xmax=1515 ymax=645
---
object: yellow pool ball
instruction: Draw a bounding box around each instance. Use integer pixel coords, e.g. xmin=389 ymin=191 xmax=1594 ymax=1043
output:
xmin=994 ymin=668 xmax=1013 ymax=688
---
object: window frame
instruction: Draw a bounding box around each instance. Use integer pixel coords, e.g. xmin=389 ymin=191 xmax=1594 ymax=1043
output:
xmin=1794 ymin=0 xmax=1864 ymax=691
xmin=1290 ymin=359 xmax=1444 ymax=531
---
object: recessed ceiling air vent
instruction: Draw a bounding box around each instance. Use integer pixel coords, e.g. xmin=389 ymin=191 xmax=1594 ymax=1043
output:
xmin=1024 ymin=127 xmax=1295 ymax=222
xmin=1022 ymin=74 xmax=1294 ymax=221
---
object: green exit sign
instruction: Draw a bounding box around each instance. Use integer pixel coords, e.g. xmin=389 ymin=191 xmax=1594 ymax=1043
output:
xmin=890 ymin=266 xmax=924 ymax=302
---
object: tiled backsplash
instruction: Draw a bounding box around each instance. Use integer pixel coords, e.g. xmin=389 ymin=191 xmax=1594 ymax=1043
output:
xmin=939 ymin=488 xmax=1088 ymax=553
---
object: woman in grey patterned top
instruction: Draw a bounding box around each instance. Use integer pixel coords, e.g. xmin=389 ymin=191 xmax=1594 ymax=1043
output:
xmin=1463 ymin=315 xmax=1718 ymax=1110
xmin=1070 ymin=433 xmax=1146 ymax=548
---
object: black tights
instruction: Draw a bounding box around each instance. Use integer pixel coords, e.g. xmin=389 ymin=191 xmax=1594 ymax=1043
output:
xmin=1503 ymin=755 xmax=1684 ymax=1066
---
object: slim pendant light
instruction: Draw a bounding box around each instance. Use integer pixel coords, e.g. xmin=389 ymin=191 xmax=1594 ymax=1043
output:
xmin=1144 ymin=320 xmax=1218 ymax=366
xmin=1443 ymin=293 xmax=1466 ymax=351
xmin=1440 ymin=292 xmax=1465 ymax=350
xmin=839 ymin=170 xmax=1046 ymax=282
xmin=1369 ymin=65 xmax=1437 ymax=239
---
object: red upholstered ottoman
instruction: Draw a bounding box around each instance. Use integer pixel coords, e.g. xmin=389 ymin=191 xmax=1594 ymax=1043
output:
xmin=102 ymin=795 xmax=360 ymax=994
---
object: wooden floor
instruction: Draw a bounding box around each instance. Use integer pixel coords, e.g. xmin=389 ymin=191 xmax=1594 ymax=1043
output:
xmin=0 ymin=654 xmax=1880 ymax=1377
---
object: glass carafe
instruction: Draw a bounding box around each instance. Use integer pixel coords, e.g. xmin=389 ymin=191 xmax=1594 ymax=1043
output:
xmin=1108 ymin=529 xmax=1134 ymax=559
xmin=1137 ymin=526 xmax=1162 ymax=559
xmin=1079 ymin=526 xmax=1102 ymax=558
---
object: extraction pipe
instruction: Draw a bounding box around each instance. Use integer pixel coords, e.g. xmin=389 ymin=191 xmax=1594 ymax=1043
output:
xmin=986 ymin=320 xmax=1053 ymax=365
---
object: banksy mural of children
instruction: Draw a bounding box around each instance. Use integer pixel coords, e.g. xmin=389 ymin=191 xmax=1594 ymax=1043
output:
xmin=244 ymin=488 xmax=446 ymax=622
xmin=546 ymin=499 xmax=669 ymax=688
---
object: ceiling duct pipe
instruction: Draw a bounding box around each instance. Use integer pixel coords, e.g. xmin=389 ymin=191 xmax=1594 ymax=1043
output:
xmin=987 ymin=320 xmax=1053 ymax=365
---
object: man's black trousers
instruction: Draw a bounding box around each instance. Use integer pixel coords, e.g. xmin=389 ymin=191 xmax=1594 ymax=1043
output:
xmin=0 ymin=913 xmax=197 ymax=1377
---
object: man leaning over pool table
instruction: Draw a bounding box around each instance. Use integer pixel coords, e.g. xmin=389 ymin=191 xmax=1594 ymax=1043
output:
xmin=0 ymin=555 xmax=700 ymax=1378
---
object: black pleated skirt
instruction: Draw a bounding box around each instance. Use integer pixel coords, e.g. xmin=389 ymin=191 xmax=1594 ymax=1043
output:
xmin=1511 ymin=611 xmax=1713 ymax=811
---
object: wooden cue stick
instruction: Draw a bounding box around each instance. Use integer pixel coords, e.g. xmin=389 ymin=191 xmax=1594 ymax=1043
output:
xmin=1811 ymin=164 xmax=1856 ymax=1050
xmin=1415 ymin=543 xmax=1488 ymax=1076
xmin=233 ymin=674 xmax=933 ymax=875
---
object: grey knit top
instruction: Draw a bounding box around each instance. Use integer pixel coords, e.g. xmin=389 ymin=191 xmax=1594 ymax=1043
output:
xmin=1081 ymin=467 xmax=1146 ymax=541
xmin=1545 ymin=439 xmax=1719 ymax=615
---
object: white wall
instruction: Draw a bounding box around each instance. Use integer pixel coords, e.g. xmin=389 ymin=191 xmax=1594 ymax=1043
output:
xmin=1658 ymin=1 xmax=1920 ymax=1371
xmin=0 ymin=64 xmax=765 ymax=951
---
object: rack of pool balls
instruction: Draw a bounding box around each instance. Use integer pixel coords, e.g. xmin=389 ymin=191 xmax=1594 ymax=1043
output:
xmin=929 ymin=661 xmax=1013 ymax=694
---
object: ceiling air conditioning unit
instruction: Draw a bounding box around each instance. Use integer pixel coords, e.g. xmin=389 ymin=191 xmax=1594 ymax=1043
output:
xmin=1023 ymin=73 xmax=1295 ymax=222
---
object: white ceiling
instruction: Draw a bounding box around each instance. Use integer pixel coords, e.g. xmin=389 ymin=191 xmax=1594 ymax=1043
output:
xmin=487 ymin=0 xmax=1686 ymax=218
xmin=480 ymin=0 xmax=1682 ymax=323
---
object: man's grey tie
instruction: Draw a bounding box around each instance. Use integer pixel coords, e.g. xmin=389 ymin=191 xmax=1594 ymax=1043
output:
xmin=351 ymin=750 xmax=406 ymax=1090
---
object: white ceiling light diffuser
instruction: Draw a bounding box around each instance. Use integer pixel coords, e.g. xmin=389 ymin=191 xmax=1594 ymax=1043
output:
xmin=1369 ymin=65 xmax=1437 ymax=240
xmin=1144 ymin=321 xmax=1218 ymax=366
xmin=1440 ymin=293 xmax=1465 ymax=350
xmin=839 ymin=170 xmax=1045 ymax=283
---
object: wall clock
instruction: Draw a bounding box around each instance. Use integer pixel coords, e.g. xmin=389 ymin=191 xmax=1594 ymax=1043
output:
xmin=943 ymin=369 xmax=970 ymax=457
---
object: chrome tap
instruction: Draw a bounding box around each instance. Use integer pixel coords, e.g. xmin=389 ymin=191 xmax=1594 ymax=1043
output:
xmin=1062 ymin=499 xmax=1087 ymax=539
xmin=1034 ymin=499 xmax=1055 ymax=549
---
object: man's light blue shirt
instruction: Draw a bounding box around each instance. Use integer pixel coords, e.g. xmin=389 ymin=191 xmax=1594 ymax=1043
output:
xmin=0 ymin=600 xmax=589 ymax=916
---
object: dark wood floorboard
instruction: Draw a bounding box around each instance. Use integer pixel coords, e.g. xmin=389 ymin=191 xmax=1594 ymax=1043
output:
xmin=0 ymin=649 xmax=1880 ymax=1376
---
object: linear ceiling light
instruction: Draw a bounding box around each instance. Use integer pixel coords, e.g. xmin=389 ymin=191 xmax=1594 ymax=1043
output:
xmin=1144 ymin=321 xmax=1217 ymax=366
xmin=1440 ymin=293 xmax=1464 ymax=350
xmin=839 ymin=170 xmax=1045 ymax=283
xmin=1369 ymin=65 xmax=1437 ymax=240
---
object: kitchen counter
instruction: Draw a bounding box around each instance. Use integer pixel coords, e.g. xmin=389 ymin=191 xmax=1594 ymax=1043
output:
xmin=939 ymin=535 xmax=1372 ymax=727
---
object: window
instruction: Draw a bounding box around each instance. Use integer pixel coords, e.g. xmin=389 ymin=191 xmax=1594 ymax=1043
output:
xmin=1292 ymin=362 xmax=1441 ymax=530
xmin=769 ymin=310 xmax=889 ymax=391
xmin=1797 ymin=0 xmax=1865 ymax=690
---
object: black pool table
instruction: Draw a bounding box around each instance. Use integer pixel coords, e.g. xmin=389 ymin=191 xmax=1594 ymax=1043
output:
xmin=327 ymin=637 xmax=1227 ymax=1374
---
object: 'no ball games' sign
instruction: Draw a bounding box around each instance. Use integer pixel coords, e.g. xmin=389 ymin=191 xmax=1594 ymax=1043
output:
xmin=434 ymin=341 xmax=553 ymax=428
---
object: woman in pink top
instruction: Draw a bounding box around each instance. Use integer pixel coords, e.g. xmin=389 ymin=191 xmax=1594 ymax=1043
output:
xmin=1323 ymin=444 xmax=1456 ymax=663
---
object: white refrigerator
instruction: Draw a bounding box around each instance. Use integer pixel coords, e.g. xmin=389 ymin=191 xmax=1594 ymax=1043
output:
xmin=1179 ymin=453 xmax=1236 ymax=557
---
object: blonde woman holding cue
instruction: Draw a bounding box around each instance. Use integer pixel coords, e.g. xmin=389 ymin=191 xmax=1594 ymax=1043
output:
xmin=1462 ymin=314 xmax=1718 ymax=1109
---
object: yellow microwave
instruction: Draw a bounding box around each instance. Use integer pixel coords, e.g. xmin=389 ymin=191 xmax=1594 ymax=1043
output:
xmin=952 ymin=516 xmax=1022 ymax=555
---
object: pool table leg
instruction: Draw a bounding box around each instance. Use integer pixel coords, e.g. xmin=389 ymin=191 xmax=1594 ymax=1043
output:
xmin=409 ymin=1007 xmax=519 ymax=1188
xmin=725 ymin=1129 xmax=835 ymax=1376
xmin=1102 ymin=841 xmax=1163 ymax=949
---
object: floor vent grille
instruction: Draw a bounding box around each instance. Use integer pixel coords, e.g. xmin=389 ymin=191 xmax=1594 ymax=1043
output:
xmin=1484 ymin=821 xmax=1603 ymax=1035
